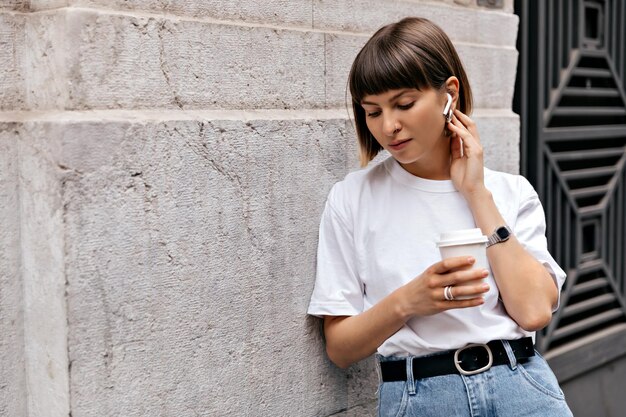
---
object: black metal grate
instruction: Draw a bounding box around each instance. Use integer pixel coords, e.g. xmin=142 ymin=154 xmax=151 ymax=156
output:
xmin=515 ymin=0 xmax=626 ymax=353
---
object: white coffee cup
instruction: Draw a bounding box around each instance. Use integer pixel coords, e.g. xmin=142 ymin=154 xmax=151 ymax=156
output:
xmin=436 ymin=228 xmax=489 ymax=300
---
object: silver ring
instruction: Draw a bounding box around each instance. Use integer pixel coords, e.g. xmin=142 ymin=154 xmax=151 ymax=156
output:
xmin=444 ymin=285 xmax=455 ymax=301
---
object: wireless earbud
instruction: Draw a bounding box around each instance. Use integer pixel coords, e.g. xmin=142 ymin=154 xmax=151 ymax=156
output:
xmin=443 ymin=93 xmax=453 ymax=123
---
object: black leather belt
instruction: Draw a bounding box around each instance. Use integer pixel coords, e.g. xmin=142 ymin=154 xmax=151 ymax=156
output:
xmin=380 ymin=337 xmax=534 ymax=381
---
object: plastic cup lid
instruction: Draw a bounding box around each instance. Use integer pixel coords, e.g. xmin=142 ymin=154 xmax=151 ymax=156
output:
xmin=436 ymin=228 xmax=488 ymax=247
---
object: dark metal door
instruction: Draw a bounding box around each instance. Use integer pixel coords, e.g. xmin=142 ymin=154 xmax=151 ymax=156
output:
xmin=515 ymin=0 xmax=626 ymax=383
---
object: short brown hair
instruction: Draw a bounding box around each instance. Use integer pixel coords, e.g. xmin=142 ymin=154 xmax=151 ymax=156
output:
xmin=348 ymin=17 xmax=473 ymax=166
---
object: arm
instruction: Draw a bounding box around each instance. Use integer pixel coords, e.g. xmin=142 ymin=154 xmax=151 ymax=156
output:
xmin=448 ymin=110 xmax=558 ymax=331
xmin=324 ymin=256 xmax=489 ymax=368
xmin=466 ymin=190 xmax=557 ymax=330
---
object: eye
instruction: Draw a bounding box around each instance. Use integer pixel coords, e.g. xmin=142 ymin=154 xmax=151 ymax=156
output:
xmin=398 ymin=102 xmax=415 ymax=110
xmin=366 ymin=110 xmax=381 ymax=118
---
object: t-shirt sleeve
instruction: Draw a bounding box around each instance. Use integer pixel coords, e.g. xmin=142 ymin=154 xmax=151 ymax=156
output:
xmin=307 ymin=187 xmax=364 ymax=318
xmin=514 ymin=177 xmax=567 ymax=311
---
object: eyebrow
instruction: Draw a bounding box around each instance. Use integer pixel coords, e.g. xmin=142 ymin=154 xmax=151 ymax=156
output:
xmin=360 ymin=89 xmax=413 ymax=106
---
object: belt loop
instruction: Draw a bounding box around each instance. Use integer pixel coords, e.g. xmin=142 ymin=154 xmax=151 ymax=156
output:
xmin=502 ymin=340 xmax=518 ymax=370
xmin=406 ymin=356 xmax=416 ymax=395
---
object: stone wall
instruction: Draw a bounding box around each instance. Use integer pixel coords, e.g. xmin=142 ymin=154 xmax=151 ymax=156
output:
xmin=0 ymin=1 xmax=518 ymax=415
xmin=0 ymin=124 xmax=26 ymax=417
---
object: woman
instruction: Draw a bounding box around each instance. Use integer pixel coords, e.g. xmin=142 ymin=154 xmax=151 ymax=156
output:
xmin=307 ymin=17 xmax=573 ymax=416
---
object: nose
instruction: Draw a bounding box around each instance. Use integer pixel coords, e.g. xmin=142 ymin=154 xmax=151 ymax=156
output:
xmin=382 ymin=112 xmax=401 ymax=137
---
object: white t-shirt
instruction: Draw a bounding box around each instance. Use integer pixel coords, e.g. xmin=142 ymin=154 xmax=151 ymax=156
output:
xmin=307 ymin=157 xmax=566 ymax=358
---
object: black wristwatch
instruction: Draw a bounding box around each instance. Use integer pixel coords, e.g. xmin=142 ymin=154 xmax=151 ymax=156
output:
xmin=486 ymin=225 xmax=512 ymax=248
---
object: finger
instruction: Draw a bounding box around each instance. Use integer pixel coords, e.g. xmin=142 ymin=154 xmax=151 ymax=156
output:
xmin=442 ymin=268 xmax=489 ymax=286
xmin=447 ymin=114 xmax=468 ymax=133
xmin=447 ymin=118 xmax=472 ymax=144
xmin=444 ymin=282 xmax=490 ymax=300
xmin=431 ymin=256 xmax=476 ymax=274
xmin=453 ymin=109 xmax=481 ymax=143
xmin=448 ymin=115 xmax=475 ymax=142
xmin=449 ymin=116 xmax=481 ymax=155
xmin=450 ymin=133 xmax=463 ymax=159
xmin=437 ymin=296 xmax=485 ymax=310
xmin=453 ymin=109 xmax=474 ymax=126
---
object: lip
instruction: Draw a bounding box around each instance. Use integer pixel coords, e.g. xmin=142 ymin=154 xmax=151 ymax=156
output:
xmin=389 ymin=138 xmax=412 ymax=150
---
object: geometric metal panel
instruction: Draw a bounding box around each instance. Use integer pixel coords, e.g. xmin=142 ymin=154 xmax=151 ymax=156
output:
xmin=515 ymin=0 xmax=626 ymax=354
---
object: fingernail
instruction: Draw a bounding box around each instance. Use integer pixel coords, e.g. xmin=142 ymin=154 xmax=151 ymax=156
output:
xmin=483 ymin=269 xmax=489 ymax=277
xmin=482 ymin=283 xmax=490 ymax=290
xmin=468 ymin=257 xmax=475 ymax=263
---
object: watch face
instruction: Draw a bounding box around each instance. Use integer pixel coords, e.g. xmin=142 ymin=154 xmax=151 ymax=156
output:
xmin=496 ymin=226 xmax=511 ymax=239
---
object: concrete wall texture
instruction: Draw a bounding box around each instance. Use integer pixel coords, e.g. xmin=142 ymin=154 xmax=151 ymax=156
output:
xmin=0 ymin=1 xmax=518 ymax=416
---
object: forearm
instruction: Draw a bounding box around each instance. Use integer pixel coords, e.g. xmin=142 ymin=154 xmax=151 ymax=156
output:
xmin=322 ymin=256 xmax=488 ymax=368
xmin=466 ymin=188 xmax=558 ymax=330
xmin=324 ymin=289 xmax=409 ymax=368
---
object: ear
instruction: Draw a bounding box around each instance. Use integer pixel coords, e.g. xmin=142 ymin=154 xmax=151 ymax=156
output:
xmin=444 ymin=76 xmax=460 ymax=109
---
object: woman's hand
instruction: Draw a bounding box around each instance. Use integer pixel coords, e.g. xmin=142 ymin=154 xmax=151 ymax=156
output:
xmin=395 ymin=256 xmax=490 ymax=319
xmin=324 ymin=256 xmax=491 ymax=368
xmin=448 ymin=109 xmax=487 ymax=199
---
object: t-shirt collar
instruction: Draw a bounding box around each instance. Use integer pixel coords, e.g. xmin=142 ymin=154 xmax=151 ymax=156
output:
xmin=384 ymin=157 xmax=457 ymax=193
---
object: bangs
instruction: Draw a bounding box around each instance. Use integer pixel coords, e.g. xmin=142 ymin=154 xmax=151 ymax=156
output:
xmin=349 ymin=37 xmax=430 ymax=104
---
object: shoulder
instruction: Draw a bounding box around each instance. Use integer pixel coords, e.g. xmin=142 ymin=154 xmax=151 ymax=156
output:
xmin=484 ymin=168 xmax=539 ymax=220
xmin=484 ymin=167 xmax=537 ymax=201
xmin=323 ymin=158 xmax=392 ymax=228
xmin=327 ymin=158 xmax=391 ymax=206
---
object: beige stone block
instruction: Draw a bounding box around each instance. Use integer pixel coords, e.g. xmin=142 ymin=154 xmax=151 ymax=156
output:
xmin=324 ymin=33 xmax=367 ymax=108
xmin=14 ymin=124 xmax=70 ymax=417
xmin=26 ymin=0 xmax=68 ymax=10
xmin=16 ymin=6 xmax=518 ymax=111
xmin=13 ymin=115 xmax=365 ymax=416
xmin=313 ymin=0 xmax=518 ymax=47
xmin=457 ymin=44 xmax=518 ymax=109
xmin=0 ymin=124 xmax=26 ymax=417
xmin=0 ymin=12 xmax=25 ymax=110
xmin=68 ymin=0 xmax=314 ymax=28
xmin=324 ymin=32 xmax=518 ymax=110
xmin=39 ymin=9 xmax=326 ymax=110
xmin=474 ymin=109 xmax=520 ymax=174
xmin=23 ymin=11 xmax=70 ymax=109
xmin=0 ymin=0 xmax=29 ymax=10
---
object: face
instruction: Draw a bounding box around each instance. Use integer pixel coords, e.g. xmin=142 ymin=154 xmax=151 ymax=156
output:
xmin=361 ymin=87 xmax=451 ymax=178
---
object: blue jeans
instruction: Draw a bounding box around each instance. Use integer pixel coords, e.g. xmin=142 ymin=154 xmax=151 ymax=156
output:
xmin=376 ymin=342 xmax=573 ymax=417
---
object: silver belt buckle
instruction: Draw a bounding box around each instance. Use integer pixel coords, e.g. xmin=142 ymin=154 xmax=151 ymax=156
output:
xmin=454 ymin=343 xmax=493 ymax=376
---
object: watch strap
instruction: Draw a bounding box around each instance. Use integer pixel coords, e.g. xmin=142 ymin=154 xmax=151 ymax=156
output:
xmin=486 ymin=225 xmax=512 ymax=248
